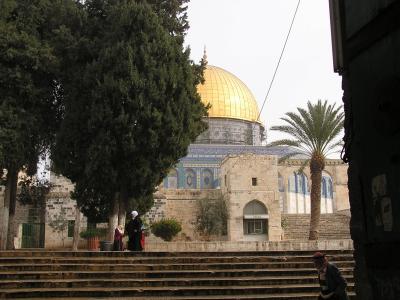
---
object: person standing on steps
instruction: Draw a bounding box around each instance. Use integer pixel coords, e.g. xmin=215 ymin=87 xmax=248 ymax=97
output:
xmin=312 ymin=252 xmax=349 ymax=300
xmin=126 ymin=210 xmax=143 ymax=251
xmin=113 ymin=224 xmax=124 ymax=251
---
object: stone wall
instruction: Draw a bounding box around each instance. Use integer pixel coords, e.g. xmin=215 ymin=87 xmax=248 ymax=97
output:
xmin=282 ymin=213 xmax=351 ymax=240
xmin=145 ymin=239 xmax=354 ymax=252
xmin=45 ymin=195 xmax=86 ymax=249
xmin=2 ymin=157 xmax=350 ymax=249
xmin=221 ymin=154 xmax=282 ymax=241
xmin=149 ymin=189 xmax=223 ymax=241
xmin=0 ymin=180 xmax=44 ymax=249
xmin=44 ymin=173 xmax=87 ymax=249
xmin=278 ymin=159 xmax=349 ymax=213
xmin=11 ymin=198 xmax=39 ymax=249
xmin=341 ymin=1 xmax=400 ymax=298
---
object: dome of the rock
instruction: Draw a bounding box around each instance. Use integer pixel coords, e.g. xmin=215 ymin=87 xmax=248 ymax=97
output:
xmin=197 ymin=65 xmax=261 ymax=123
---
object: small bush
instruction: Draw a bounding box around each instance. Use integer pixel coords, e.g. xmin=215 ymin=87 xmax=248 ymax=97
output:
xmin=151 ymin=219 xmax=182 ymax=241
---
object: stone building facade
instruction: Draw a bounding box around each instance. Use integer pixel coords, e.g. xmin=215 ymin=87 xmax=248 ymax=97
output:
xmin=0 ymin=62 xmax=350 ymax=249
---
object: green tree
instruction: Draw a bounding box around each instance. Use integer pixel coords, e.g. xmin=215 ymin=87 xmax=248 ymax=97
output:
xmin=269 ymin=100 xmax=344 ymax=240
xmin=52 ymin=0 xmax=207 ymax=241
xmin=196 ymin=196 xmax=229 ymax=239
xmin=48 ymin=206 xmax=68 ymax=248
xmin=0 ymin=0 xmax=65 ymax=249
xmin=146 ymin=0 xmax=189 ymax=43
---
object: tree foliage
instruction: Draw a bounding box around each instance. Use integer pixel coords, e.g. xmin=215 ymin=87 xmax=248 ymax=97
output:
xmin=17 ymin=175 xmax=52 ymax=207
xmin=0 ymin=0 xmax=61 ymax=172
xmin=196 ymin=196 xmax=229 ymax=238
xmin=269 ymin=100 xmax=344 ymax=240
xmin=48 ymin=206 xmax=68 ymax=247
xmin=145 ymin=0 xmax=190 ymax=43
xmin=51 ymin=0 xmax=207 ymax=222
xmin=0 ymin=0 xmax=207 ymax=246
xmin=0 ymin=0 xmax=68 ymax=249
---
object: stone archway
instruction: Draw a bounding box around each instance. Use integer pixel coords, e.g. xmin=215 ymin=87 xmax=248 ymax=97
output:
xmin=243 ymin=200 xmax=269 ymax=241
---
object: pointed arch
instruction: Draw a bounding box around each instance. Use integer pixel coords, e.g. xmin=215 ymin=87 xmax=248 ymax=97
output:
xmin=166 ymin=169 xmax=178 ymax=189
xmin=185 ymin=168 xmax=197 ymax=189
xmin=287 ymin=172 xmax=310 ymax=213
xmin=201 ymin=168 xmax=214 ymax=189
xmin=321 ymin=171 xmax=334 ymax=213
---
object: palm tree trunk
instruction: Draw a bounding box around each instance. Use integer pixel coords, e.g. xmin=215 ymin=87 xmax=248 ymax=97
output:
xmin=309 ymin=154 xmax=324 ymax=240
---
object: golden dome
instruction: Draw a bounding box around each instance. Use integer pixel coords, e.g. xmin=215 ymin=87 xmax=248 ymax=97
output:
xmin=197 ymin=65 xmax=261 ymax=123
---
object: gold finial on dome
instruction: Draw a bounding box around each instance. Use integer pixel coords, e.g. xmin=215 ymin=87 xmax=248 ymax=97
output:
xmin=202 ymin=45 xmax=208 ymax=65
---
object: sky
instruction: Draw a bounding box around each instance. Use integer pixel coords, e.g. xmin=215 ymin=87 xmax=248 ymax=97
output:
xmin=184 ymin=0 xmax=343 ymax=145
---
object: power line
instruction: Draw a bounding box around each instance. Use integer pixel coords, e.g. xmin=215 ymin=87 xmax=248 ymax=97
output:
xmin=257 ymin=0 xmax=301 ymax=123
xmin=228 ymin=0 xmax=301 ymax=168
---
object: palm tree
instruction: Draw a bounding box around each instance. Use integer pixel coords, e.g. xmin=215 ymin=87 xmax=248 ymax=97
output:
xmin=269 ymin=100 xmax=344 ymax=240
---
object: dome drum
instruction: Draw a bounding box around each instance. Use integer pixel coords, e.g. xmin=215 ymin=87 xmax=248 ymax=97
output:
xmin=195 ymin=118 xmax=265 ymax=145
xmin=196 ymin=65 xmax=264 ymax=145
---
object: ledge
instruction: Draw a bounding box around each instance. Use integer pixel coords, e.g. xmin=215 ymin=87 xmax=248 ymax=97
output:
xmin=145 ymin=239 xmax=354 ymax=252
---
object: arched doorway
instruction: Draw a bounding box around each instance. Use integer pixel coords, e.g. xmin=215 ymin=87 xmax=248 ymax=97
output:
xmin=166 ymin=169 xmax=178 ymax=189
xmin=243 ymin=200 xmax=268 ymax=241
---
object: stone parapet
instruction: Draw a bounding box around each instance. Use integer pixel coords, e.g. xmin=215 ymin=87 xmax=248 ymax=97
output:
xmin=145 ymin=239 xmax=354 ymax=252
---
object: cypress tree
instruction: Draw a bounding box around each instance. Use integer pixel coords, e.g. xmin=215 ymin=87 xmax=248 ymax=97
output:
xmin=52 ymin=0 xmax=207 ymax=237
xmin=0 ymin=0 xmax=64 ymax=249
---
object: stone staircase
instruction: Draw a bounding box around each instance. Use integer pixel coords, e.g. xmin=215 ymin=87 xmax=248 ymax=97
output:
xmin=0 ymin=250 xmax=355 ymax=299
xmin=282 ymin=213 xmax=351 ymax=240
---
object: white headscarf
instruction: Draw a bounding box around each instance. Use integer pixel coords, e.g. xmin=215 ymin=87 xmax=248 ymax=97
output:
xmin=131 ymin=210 xmax=138 ymax=219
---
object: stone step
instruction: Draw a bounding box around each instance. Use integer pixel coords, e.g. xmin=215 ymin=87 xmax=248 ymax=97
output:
xmin=0 ymin=274 xmax=354 ymax=289
xmin=0 ymin=267 xmax=354 ymax=280
xmin=282 ymin=214 xmax=351 ymax=240
xmin=0 ymin=249 xmax=353 ymax=257
xmin=0 ymin=254 xmax=353 ymax=264
xmin=0 ymin=250 xmax=355 ymax=299
xmin=0 ymin=261 xmax=355 ymax=272
xmin=0 ymin=283 xmax=355 ymax=298
xmin=5 ymin=292 xmax=357 ymax=300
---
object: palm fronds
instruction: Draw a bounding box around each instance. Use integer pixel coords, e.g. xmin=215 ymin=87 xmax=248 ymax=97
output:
xmin=268 ymin=100 xmax=344 ymax=160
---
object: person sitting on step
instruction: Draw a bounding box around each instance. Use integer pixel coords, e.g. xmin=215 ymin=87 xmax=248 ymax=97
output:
xmin=312 ymin=252 xmax=349 ymax=300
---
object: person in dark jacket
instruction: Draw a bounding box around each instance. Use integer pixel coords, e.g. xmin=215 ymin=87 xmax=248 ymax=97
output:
xmin=312 ymin=252 xmax=349 ymax=300
xmin=126 ymin=210 xmax=143 ymax=251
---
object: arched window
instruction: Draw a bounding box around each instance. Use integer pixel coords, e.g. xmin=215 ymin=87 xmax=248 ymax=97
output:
xmin=322 ymin=177 xmax=327 ymax=198
xmin=321 ymin=172 xmax=334 ymax=213
xmin=185 ymin=168 xmax=197 ymax=189
xmin=287 ymin=172 xmax=309 ymax=213
xmin=243 ymin=200 xmax=268 ymax=236
xmin=201 ymin=169 xmax=214 ymax=189
xmin=167 ymin=169 xmax=178 ymax=189
xmin=328 ymin=179 xmax=333 ymax=198
xmin=288 ymin=173 xmax=296 ymax=193
xmin=278 ymin=174 xmax=285 ymax=212
xmin=278 ymin=174 xmax=284 ymax=192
